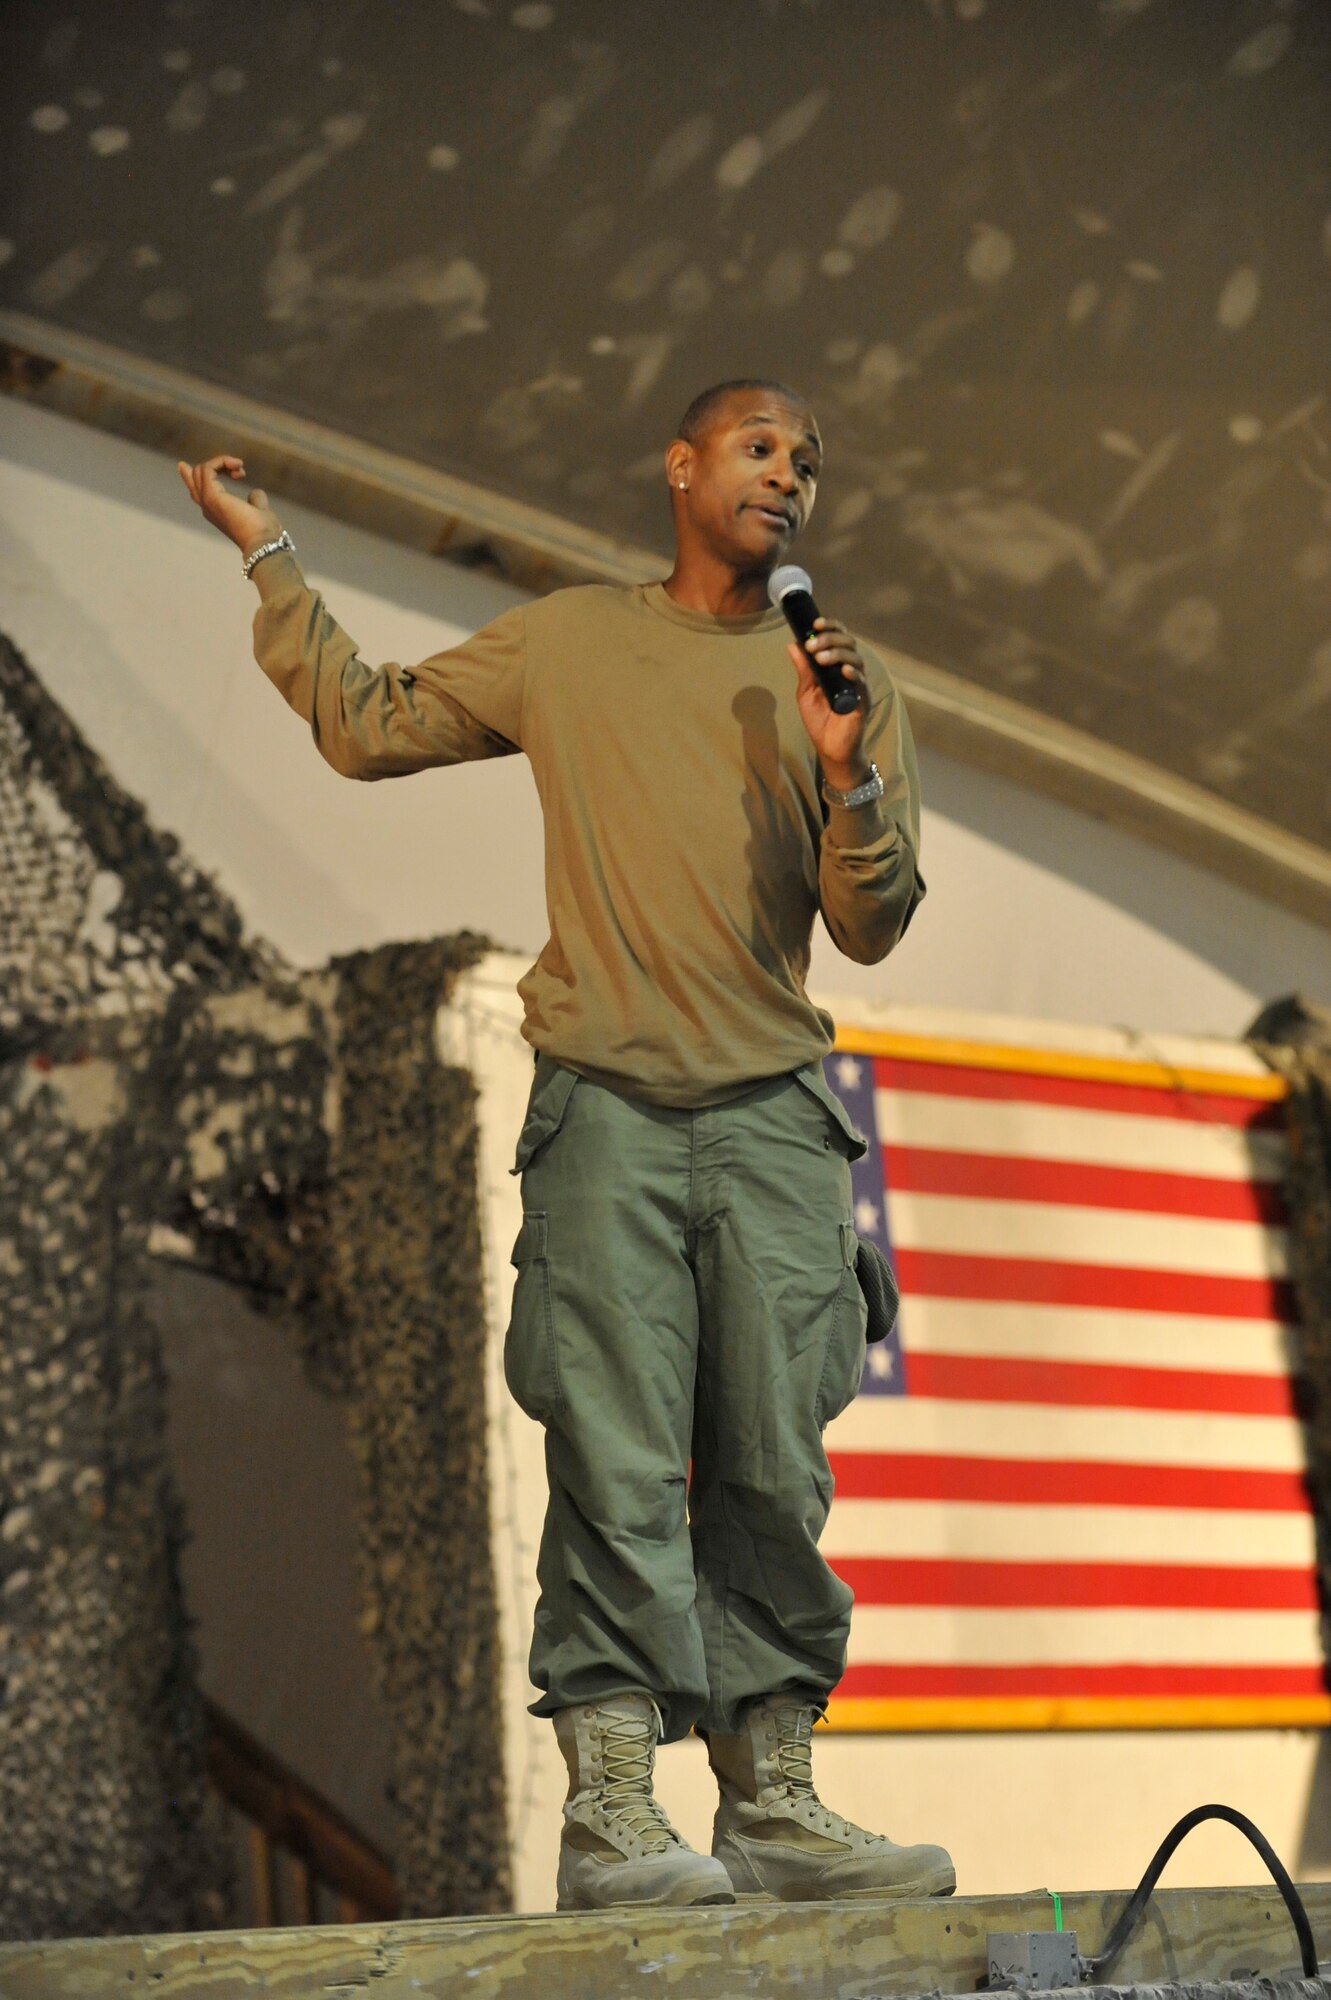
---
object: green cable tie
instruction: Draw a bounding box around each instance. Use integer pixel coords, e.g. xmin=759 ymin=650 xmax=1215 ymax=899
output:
xmin=1051 ymin=1891 xmax=1064 ymax=1932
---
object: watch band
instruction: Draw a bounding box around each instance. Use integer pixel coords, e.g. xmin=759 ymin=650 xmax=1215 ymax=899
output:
xmin=242 ymin=530 xmax=296 ymax=579
xmin=822 ymin=761 xmax=884 ymax=809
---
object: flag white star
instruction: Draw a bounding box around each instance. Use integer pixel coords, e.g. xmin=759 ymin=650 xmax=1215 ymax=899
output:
xmin=866 ymin=1345 xmax=895 ymax=1380
xmin=854 ymin=1196 xmax=881 ymax=1235
xmin=835 ymin=1055 xmax=863 ymax=1091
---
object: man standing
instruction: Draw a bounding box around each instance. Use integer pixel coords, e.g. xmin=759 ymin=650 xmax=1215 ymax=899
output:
xmin=179 ymin=379 xmax=954 ymax=1911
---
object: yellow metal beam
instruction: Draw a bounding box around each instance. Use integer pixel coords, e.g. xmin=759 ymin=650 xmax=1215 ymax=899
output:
xmin=828 ymin=1695 xmax=1331 ymax=1732
xmin=831 ymin=1026 xmax=1288 ymax=1099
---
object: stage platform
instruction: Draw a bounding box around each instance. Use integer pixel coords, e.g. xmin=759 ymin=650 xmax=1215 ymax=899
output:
xmin=3 ymin=1883 xmax=1330 ymax=1999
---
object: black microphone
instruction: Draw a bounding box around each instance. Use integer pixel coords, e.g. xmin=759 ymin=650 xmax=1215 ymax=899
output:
xmin=767 ymin=565 xmax=861 ymax=714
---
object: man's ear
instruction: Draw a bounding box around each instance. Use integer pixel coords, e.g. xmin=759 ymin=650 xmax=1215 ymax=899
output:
xmin=664 ymin=440 xmax=693 ymax=493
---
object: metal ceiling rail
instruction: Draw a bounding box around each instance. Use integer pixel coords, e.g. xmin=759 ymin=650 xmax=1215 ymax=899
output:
xmin=3 ymin=307 xmax=1329 ymax=930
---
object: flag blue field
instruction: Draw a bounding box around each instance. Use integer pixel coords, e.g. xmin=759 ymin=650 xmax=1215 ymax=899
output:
xmin=823 ymin=1049 xmax=905 ymax=1397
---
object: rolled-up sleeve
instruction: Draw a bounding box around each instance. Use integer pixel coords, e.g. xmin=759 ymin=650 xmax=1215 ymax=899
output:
xmin=251 ymin=552 xmax=526 ymax=779
xmin=817 ymin=650 xmax=925 ymax=964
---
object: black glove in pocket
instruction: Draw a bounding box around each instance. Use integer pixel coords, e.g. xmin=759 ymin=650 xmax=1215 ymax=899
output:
xmin=855 ymin=1237 xmax=899 ymax=1345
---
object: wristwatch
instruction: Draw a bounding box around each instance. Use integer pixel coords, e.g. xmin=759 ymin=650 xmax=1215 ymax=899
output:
xmin=822 ymin=761 xmax=884 ymax=809
xmin=242 ymin=530 xmax=296 ymax=579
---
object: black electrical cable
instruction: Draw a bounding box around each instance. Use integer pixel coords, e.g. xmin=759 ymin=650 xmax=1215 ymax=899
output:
xmin=1082 ymin=1803 xmax=1317 ymax=1983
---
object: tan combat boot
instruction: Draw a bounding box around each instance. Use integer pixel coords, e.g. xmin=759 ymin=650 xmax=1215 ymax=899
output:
xmin=706 ymin=1693 xmax=956 ymax=1901
xmin=553 ymin=1693 xmax=736 ymax=1911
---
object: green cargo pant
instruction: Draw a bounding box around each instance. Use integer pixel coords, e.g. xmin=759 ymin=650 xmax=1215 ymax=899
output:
xmin=504 ymin=1051 xmax=869 ymax=1742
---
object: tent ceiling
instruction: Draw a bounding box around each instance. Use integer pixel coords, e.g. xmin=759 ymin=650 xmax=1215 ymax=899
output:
xmin=3 ymin=0 xmax=1329 ymax=858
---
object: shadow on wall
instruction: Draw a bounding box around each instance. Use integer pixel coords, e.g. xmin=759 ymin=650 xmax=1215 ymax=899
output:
xmin=151 ymin=1262 xmax=399 ymax=1863
xmin=1299 ymin=1735 xmax=1331 ymax=1877
xmin=919 ymin=747 xmax=1331 ymax=1014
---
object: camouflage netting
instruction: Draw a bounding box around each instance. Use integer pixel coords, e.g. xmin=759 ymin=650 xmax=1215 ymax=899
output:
xmin=1249 ymin=995 xmax=1331 ymax=1669
xmin=1 ymin=1019 xmax=235 ymax=1940
xmin=0 ymin=632 xmax=272 ymax=1044
xmin=0 ymin=627 xmax=508 ymax=1938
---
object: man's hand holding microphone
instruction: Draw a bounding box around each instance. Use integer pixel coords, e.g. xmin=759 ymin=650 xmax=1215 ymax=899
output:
xmin=770 ymin=565 xmax=879 ymax=804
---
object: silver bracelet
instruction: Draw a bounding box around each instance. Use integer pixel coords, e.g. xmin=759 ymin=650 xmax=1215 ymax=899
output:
xmin=822 ymin=761 xmax=884 ymax=809
xmin=242 ymin=530 xmax=295 ymax=579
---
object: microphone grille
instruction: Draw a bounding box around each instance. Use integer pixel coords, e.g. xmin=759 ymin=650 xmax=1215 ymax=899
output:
xmin=767 ymin=564 xmax=812 ymax=607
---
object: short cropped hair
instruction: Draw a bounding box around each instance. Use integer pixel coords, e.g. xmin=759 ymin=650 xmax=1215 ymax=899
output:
xmin=675 ymin=378 xmax=814 ymax=445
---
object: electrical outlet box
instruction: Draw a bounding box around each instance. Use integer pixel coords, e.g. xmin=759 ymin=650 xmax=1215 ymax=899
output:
xmin=986 ymin=1929 xmax=1082 ymax=1991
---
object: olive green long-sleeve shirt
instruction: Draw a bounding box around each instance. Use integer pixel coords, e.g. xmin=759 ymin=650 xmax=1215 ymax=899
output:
xmin=252 ymin=554 xmax=924 ymax=1106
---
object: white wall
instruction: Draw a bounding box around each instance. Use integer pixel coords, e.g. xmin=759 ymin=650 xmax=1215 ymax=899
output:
xmin=7 ymin=395 xmax=1331 ymax=1909
xmin=3 ymin=395 xmax=1330 ymax=1029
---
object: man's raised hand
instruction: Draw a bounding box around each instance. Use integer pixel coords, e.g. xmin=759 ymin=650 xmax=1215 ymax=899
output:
xmin=177 ymin=454 xmax=283 ymax=559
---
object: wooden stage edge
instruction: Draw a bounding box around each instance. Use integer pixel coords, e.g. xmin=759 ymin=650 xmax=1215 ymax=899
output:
xmin=4 ymin=1882 xmax=1331 ymax=1999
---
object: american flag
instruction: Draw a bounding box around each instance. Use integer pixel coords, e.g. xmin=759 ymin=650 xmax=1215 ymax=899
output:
xmin=819 ymin=1024 xmax=1330 ymax=1733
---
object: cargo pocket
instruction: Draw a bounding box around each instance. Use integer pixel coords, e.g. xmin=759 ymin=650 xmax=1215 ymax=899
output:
xmin=504 ymin=1210 xmax=563 ymax=1421
xmin=510 ymin=1056 xmax=580 ymax=1175
xmin=792 ymin=1063 xmax=869 ymax=1162
xmin=815 ymin=1221 xmax=869 ymax=1428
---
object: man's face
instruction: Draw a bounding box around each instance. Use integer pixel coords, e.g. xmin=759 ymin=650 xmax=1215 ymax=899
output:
xmin=683 ymin=392 xmax=822 ymax=568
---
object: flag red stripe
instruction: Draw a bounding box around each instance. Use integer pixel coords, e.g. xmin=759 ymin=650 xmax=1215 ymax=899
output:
xmin=827 ymin=1451 xmax=1312 ymax=1513
xmin=903 ymin=1351 xmax=1297 ymax=1418
xmin=832 ymin=1556 xmax=1317 ymax=1611
xmin=896 ymin=1247 xmax=1296 ymax=1322
xmin=837 ymin=1662 xmax=1328 ymax=1699
xmin=882 ymin=1144 xmax=1288 ymax=1224
xmin=876 ymin=1056 xmax=1284 ymax=1129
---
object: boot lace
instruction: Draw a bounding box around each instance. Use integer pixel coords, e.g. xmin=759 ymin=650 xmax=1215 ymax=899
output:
xmin=597 ymin=1709 xmax=680 ymax=1853
xmin=770 ymin=1700 xmax=863 ymax=1839
xmin=771 ymin=1701 xmax=818 ymax=1801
